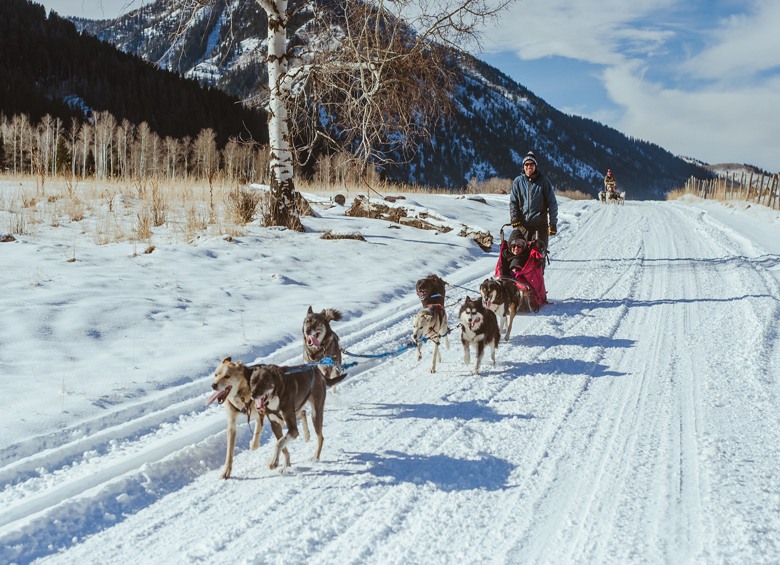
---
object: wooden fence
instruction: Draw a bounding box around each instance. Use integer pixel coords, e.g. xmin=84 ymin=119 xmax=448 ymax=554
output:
xmin=684 ymin=172 xmax=779 ymax=209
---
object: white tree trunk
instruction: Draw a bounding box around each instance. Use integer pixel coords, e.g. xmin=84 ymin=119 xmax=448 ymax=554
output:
xmin=259 ymin=0 xmax=302 ymax=230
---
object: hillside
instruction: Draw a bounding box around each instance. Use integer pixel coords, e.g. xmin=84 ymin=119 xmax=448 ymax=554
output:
xmin=2 ymin=181 xmax=779 ymax=562
xmin=0 ymin=0 xmax=267 ymax=146
xmin=74 ymin=0 xmax=713 ymax=197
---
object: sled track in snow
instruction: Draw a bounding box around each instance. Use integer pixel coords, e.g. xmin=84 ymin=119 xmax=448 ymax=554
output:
xmin=4 ymin=200 xmax=780 ymax=563
xmin=0 ymin=259 xmax=490 ymax=562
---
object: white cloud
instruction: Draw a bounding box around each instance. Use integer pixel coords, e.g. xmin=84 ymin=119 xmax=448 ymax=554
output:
xmin=479 ymin=0 xmax=780 ymax=170
xmin=680 ymin=1 xmax=780 ymax=79
xmin=604 ymin=65 xmax=780 ymax=168
xmin=481 ymin=0 xmax=676 ymax=65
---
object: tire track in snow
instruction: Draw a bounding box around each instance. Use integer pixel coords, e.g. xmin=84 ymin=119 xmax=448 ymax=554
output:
xmin=0 ymin=252 xmax=497 ymax=563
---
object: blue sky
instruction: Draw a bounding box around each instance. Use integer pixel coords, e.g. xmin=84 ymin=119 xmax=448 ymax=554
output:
xmin=39 ymin=0 xmax=780 ymax=172
xmin=479 ymin=0 xmax=780 ymax=172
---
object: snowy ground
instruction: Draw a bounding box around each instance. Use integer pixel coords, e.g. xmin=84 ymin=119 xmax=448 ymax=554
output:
xmin=1 ymin=183 xmax=779 ymax=564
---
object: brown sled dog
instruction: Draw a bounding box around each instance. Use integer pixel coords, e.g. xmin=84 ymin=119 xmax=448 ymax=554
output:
xmin=250 ymin=363 xmax=347 ymax=472
xmin=303 ymin=306 xmax=347 ymax=384
xmin=416 ymin=274 xmax=447 ymax=307
xmin=208 ymin=357 xmax=271 ymax=479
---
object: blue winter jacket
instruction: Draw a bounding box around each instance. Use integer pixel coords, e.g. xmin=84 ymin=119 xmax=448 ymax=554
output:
xmin=510 ymin=171 xmax=558 ymax=228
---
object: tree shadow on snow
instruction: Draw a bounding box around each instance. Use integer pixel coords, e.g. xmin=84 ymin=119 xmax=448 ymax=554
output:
xmin=500 ymin=358 xmax=626 ymax=379
xmin=556 ymin=294 xmax=776 ymax=312
xmin=352 ymin=400 xmax=516 ymax=423
xmin=511 ymin=333 xmax=636 ymax=350
xmin=343 ymin=450 xmax=514 ymax=491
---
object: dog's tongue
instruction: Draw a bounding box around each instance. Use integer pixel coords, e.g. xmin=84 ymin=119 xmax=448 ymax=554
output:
xmin=307 ymin=335 xmax=321 ymax=347
xmin=255 ymin=396 xmax=267 ymax=411
xmin=485 ymin=299 xmax=492 ymax=308
xmin=206 ymin=390 xmax=225 ymax=406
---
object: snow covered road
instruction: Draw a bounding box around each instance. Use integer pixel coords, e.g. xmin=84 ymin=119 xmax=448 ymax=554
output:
xmin=1 ymin=195 xmax=779 ymax=564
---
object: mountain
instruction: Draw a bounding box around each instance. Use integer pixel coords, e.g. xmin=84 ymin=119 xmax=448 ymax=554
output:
xmin=76 ymin=0 xmax=711 ymax=197
xmin=0 ymin=0 xmax=267 ymax=147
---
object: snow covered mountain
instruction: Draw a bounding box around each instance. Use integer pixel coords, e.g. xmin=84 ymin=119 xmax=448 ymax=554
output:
xmin=75 ymin=0 xmax=711 ymax=197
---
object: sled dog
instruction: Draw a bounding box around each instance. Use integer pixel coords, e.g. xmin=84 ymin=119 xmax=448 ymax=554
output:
xmin=458 ymin=296 xmax=500 ymax=375
xmin=303 ymin=306 xmax=347 ymax=384
xmin=479 ymin=277 xmax=531 ymax=341
xmin=250 ymin=363 xmax=346 ymax=472
xmin=416 ymin=274 xmax=447 ymax=307
xmin=208 ymin=357 xmax=270 ymax=479
xmin=412 ymin=304 xmax=450 ymax=373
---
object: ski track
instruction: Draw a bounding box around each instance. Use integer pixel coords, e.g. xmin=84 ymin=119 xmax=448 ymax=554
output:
xmin=2 ymin=200 xmax=780 ymax=564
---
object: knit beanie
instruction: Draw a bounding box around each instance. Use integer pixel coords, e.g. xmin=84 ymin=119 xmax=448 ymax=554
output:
xmin=508 ymin=229 xmax=526 ymax=248
xmin=522 ymin=152 xmax=537 ymax=167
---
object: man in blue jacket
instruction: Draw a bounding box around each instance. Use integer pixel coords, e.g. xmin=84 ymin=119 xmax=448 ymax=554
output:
xmin=510 ymin=151 xmax=558 ymax=262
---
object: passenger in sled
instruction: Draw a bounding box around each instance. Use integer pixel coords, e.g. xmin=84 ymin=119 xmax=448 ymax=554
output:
xmin=496 ymin=228 xmax=548 ymax=311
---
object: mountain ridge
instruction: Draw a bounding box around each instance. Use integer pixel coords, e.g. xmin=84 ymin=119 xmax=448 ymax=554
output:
xmin=64 ymin=1 xmax=715 ymax=196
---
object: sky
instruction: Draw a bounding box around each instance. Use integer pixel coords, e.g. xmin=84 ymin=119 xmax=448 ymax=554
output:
xmin=478 ymin=0 xmax=780 ymax=172
xmin=37 ymin=0 xmax=780 ymax=172
xmin=1 ymin=177 xmax=779 ymax=563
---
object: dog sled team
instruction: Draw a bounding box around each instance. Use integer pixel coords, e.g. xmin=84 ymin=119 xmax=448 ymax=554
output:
xmin=599 ymin=168 xmax=626 ymax=204
xmin=206 ymin=151 xmax=558 ymax=478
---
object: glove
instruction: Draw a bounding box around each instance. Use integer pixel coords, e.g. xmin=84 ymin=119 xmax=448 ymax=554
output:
xmin=548 ymin=225 xmax=557 ymax=236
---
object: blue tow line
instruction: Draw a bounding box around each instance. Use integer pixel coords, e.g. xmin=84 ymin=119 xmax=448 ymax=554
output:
xmin=282 ymin=357 xmax=358 ymax=374
xmin=341 ymin=341 xmax=418 ymax=359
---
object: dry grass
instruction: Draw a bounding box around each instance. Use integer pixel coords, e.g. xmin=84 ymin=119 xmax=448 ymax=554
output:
xmin=1 ymin=173 xmax=516 ymax=243
xmin=320 ymin=230 xmax=367 ymax=241
xmin=0 ymin=175 xmax=254 ymax=243
xmin=557 ymin=189 xmax=593 ymax=200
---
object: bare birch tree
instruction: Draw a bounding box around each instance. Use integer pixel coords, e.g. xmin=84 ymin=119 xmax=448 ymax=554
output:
xmin=175 ymin=0 xmax=511 ymax=230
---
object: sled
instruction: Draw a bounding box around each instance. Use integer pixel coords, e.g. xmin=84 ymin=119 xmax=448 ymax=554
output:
xmin=493 ymin=227 xmax=548 ymax=312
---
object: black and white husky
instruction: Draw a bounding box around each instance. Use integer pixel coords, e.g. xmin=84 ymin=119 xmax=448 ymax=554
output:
xmin=479 ymin=278 xmax=531 ymax=341
xmin=302 ymin=306 xmax=346 ymax=384
xmin=458 ymin=296 xmax=500 ymax=375
xmin=412 ymin=304 xmax=450 ymax=373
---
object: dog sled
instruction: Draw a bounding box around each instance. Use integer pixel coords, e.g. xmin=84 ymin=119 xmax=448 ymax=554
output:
xmin=599 ymin=187 xmax=625 ymax=204
xmin=493 ymin=225 xmax=548 ymax=312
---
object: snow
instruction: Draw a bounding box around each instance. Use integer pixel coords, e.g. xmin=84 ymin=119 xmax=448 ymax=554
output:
xmin=1 ymin=182 xmax=779 ymax=564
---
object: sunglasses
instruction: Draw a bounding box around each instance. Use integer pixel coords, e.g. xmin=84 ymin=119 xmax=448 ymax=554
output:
xmin=523 ymin=162 xmax=536 ymax=167
xmin=510 ymin=243 xmax=525 ymax=249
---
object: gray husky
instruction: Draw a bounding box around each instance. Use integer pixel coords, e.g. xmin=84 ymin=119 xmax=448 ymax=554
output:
xmin=412 ymin=304 xmax=450 ymax=373
xmin=303 ymin=306 xmax=346 ymax=384
xmin=458 ymin=296 xmax=500 ymax=375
